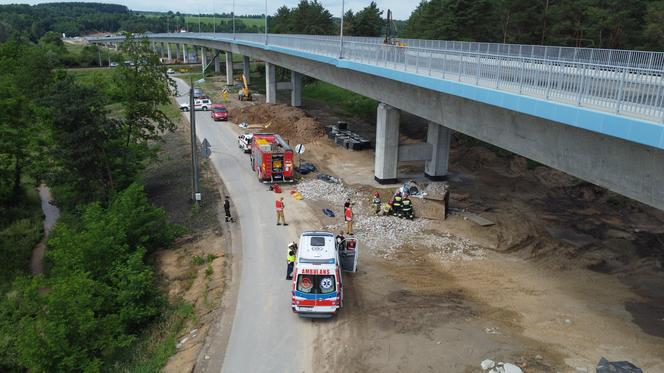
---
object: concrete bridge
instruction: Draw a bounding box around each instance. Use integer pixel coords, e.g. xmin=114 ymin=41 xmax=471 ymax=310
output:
xmin=91 ymin=33 xmax=664 ymax=210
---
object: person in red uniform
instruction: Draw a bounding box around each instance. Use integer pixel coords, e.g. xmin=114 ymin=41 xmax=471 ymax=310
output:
xmin=344 ymin=203 xmax=353 ymax=235
xmin=275 ymin=197 xmax=288 ymax=226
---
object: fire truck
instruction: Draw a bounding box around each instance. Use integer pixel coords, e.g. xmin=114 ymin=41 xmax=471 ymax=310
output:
xmin=250 ymin=133 xmax=294 ymax=183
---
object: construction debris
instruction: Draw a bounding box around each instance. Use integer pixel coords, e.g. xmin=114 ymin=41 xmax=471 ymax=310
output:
xmin=297 ymin=179 xmax=355 ymax=207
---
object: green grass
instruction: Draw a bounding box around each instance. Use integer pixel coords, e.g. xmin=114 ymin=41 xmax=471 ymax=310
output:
xmin=303 ymin=81 xmax=378 ymax=123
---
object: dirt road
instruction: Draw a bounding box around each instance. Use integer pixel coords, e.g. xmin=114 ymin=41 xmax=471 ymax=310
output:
xmin=31 ymin=184 xmax=60 ymax=275
xmin=174 ymin=79 xmax=328 ymax=373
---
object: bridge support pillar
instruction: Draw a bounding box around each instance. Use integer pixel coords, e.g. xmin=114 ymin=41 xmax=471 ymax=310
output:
xmin=424 ymin=123 xmax=452 ymax=180
xmin=291 ymin=71 xmax=302 ymax=107
xmin=166 ymin=43 xmax=172 ymax=62
xmin=182 ymin=44 xmax=187 ymax=63
xmin=374 ymin=103 xmax=400 ymax=184
xmin=265 ymin=62 xmax=276 ymax=104
xmin=214 ymin=50 xmax=221 ymax=73
xmin=225 ymin=52 xmax=234 ymax=85
xmin=242 ymin=56 xmax=251 ymax=84
xmin=175 ymin=43 xmax=180 ymax=62
xmin=201 ymin=48 xmax=207 ymax=72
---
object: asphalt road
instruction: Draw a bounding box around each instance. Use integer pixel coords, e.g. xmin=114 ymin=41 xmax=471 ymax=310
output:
xmin=175 ymin=79 xmax=315 ymax=373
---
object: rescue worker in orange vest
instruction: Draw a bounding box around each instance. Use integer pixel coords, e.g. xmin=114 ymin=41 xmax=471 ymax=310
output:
xmin=344 ymin=203 xmax=354 ymax=235
xmin=286 ymin=242 xmax=297 ymax=280
xmin=275 ymin=197 xmax=288 ymax=226
xmin=393 ymin=192 xmax=403 ymax=217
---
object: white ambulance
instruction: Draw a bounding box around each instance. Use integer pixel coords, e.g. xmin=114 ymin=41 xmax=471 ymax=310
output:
xmin=291 ymin=231 xmax=358 ymax=318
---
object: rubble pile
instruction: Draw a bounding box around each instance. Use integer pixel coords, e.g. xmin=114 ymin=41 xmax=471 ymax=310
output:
xmin=297 ymin=179 xmax=357 ymax=207
xmin=352 ymin=216 xmax=429 ymax=257
xmin=418 ymin=233 xmax=485 ymax=261
xmin=423 ymin=182 xmax=449 ymax=198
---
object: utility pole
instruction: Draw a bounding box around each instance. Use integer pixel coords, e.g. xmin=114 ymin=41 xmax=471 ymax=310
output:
xmin=339 ymin=0 xmax=345 ymax=59
xmin=264 ymin=0 xmax=268 ymax=44
xmin=233 ymin=0 xmax=236 ymax=39
xmin=189 ymin=73 xmax=200 ymax=205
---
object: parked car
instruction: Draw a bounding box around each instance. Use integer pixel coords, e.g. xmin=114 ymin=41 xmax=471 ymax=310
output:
xmin=179 ymin=98 xmax=212 ymax=111
xmin=167 ymin=68 xmax=175 ymax=74
xmin=238 ymin=133 xmax=253 ymax=153
xmin=193 ymin=88 xmax=204 ymax=98
xmin=210 ymin=104 xmax=228 ymax=121
xmin=109 ymin=61 xmax=119 ymax=67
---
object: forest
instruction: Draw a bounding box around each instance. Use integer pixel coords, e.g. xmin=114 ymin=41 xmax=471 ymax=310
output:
xmin=1 ymin=1 xmax=661 ymax=50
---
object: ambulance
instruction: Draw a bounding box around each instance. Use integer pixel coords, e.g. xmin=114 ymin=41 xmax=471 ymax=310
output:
xmin=291 ymin=231 xmax=358 ymax=318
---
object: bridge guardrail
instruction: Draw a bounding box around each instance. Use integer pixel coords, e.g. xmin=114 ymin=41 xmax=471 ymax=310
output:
xmin=98 ymin=33 xmax=664 ymax=123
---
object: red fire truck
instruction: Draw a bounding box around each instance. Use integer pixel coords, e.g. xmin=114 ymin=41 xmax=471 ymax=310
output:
xmin=250 ymin=133 xmax=295 ymax=183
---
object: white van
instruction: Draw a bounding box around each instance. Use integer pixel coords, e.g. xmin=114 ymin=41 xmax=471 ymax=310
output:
xmin=291 ymin=231 xmax=358 ymax=318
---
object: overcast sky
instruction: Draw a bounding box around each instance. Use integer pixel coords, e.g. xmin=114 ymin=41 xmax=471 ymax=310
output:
xmin=0 ymin=0 xmax=419 ymax=19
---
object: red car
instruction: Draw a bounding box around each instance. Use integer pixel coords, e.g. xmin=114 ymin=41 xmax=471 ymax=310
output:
xmin=210 ymin=104 xmax=228 ymax=121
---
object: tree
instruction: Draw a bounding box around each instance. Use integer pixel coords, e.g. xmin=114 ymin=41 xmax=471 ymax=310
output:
xmin=270 ymin=0 xmax=336 ymax=35
xmin=0 ymin=41 xmax=51 ymax=202
xmin=644 ymin=1 xmax=664 ymax=50
xmin=45 ymin=73 xmax=122 ymax=205
xmin=271 ymin=5 xmax=292 ymax=34
xmin=113 ymin=33 xmax=176 ymax=186
xmin=350 ymin=2 xmax=383 ymax=37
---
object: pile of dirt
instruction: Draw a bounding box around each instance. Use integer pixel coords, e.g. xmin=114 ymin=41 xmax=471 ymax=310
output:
xmin=229 ymin=103 xmax=324 ymax=143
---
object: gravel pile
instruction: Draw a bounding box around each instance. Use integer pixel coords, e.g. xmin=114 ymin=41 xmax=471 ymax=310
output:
xmin=417 ymin=233 xmax=485 ymax=261
xmin=299 ymin=178 xmax=484 ymax=263
xmin=297 ymin=179 xmax=357 ymax=207
xmin=351 ymin=216 xmax=429 ymax=257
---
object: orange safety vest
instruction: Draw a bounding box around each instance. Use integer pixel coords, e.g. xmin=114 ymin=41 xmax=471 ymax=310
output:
xmin=275 ymin=200 xmax=284 ymax=211
xmin=344 ymin=207 xmax=352 ymax=221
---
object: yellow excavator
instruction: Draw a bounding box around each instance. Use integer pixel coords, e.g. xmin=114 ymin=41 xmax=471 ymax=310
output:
xmin=238 ymin=74 xmax=252 ymax=101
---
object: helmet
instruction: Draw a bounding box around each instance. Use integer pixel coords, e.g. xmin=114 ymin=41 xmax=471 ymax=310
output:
xmin=288 ymin=242 xmax=296 ymax=248
xmin=374 ymin=192 xmax=380 ymax=197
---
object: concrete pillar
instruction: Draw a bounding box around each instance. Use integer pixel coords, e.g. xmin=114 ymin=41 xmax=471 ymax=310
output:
xmin=182 ymin=44 xmax=187 ymax=63
xmin=167 ymin=43 xmax=172 ymax=62
xmin=214 ymin=50 xmax=221 ymax=73
xmin=265 ymin=62 xmax=276 ymax=104
xmin=291 ymin=71 xmax=302 ymax=107
xmin=225 ymin=52 xmax=234 ymax=85
xmin=201 ymin=47 xmax=207 ymax=72
xmin=175 ymin=43 xmax=180 ymax=62
xmin=243 ymin=56 xmax=251 ymax=84
xmin=374 ymin=103 xmax=400 ymax=183
xmin=161 ymin=43 xmax=166 ymax=57
xmin=424 ymin=123 xmax=452 ymax=180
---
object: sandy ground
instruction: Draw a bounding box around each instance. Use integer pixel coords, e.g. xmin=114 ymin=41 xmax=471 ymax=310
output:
xmin=194 ymin=72 xmax=664 ymax=372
